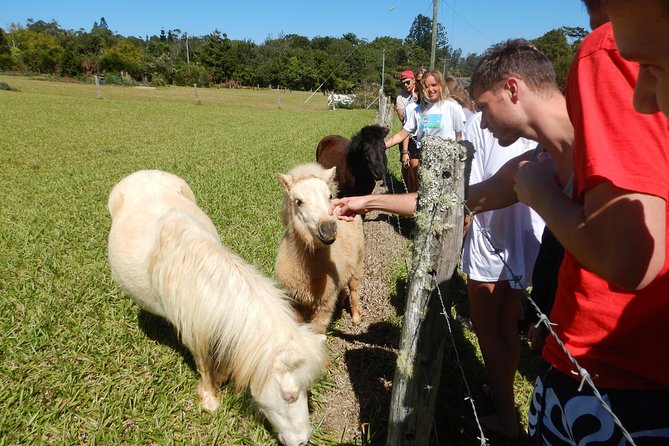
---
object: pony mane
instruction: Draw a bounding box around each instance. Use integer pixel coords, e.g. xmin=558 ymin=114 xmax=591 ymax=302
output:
xmin=152 ymin=211 xmax=326 ymax=395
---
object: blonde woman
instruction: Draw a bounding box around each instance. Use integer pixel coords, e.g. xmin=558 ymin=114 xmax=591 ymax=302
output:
xmin=385 ymin=69 xmax=465 ymax=156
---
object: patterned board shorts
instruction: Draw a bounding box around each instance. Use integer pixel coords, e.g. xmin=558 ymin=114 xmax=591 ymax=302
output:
xmin=528 ymin=365 xmax=669 ymax=445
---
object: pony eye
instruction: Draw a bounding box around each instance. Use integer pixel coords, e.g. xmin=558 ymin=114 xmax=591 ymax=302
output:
xmin=294 ymin=198 xmax=302 ymax=206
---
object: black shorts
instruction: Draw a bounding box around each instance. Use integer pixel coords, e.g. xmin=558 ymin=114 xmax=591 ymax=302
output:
xmin=407 ymin=137 xmax=421 ymax=159
xmin=528 ymin=365 xmax=669 ymax=445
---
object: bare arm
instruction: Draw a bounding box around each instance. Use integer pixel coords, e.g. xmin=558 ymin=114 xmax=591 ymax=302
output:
xmin=330 ymin=193 xmax=418 ymax=220
xmin=466 ymin=151 xmax=533 ymax=213
xmin=515 ymin=156 xmax=666 ymax=290
xmin=396 ymin=107 xmax=404 ymax=124
xmin=385 ymin=129 xmax=409 ymax=149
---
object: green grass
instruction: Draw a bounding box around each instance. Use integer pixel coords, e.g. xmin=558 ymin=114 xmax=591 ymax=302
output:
xmin=0 ymin=74 xmax=540 ymax=446
xmin=0 ymin=75 xmax=375 ymax=445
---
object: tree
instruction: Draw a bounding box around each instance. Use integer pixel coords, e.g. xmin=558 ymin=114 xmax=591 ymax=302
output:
xmin=100 ymin=39 xmax=143 ymax=78
xmin=405 ymin=13 xmax=451 ymax=66
xmin=458 ymin=53 xmax=481 ymax=78
xmin=0 ymin=27 xmax=13 ymax=70
xmin=9 ymin=27 xmax=63 ymax=74
xmin=532 ymin=28 xmax=578 ymax=90
xmin=561 ymin=26 xmax=589 ymax=45
xmin=194 ymin=29 xmax=232 ymax=83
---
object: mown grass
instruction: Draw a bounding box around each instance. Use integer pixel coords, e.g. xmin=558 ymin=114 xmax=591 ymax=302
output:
xmin=0 ymin=75 xmax=376 ymax=445
xmin=0 ymin=74 xmax=540 ymax=446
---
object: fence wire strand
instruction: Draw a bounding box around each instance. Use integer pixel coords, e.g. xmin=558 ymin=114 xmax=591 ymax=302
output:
xmin=383 ymin=135 xmax=637 ymax=444
xmin=458 ymin=192 xmax=637 ymax=446
xmin=385 ymin=147 xmax=489 ymax=444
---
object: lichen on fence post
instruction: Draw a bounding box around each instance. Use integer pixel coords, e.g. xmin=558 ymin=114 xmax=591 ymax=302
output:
xmin=387 ymin=136 xmax=473 ymax=446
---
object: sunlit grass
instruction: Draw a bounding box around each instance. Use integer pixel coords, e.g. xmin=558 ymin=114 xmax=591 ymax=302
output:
xmin=0 ymin=74 xmax=539 ymax=446
xmin=0 ymin=74 xmax=374 ymax=445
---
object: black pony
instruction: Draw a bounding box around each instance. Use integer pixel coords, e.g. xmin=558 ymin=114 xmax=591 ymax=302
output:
xmin=315 ymin=125 xmax=389 ymax=197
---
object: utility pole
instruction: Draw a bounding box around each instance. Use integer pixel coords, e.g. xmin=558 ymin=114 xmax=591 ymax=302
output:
xmin=429 ymin=0 xmax=438 ymax=69
xmin=185 ymin=32 xmax=191 ymax=74
xmin=381 ymin=48 xmax=386 ymax=90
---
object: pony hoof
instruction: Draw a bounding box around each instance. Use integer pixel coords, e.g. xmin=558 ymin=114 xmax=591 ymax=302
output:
xmin=199 ymin=394 xmax=220 ymax=412
xmin=351 ymin=313 xmax=361 ymax=324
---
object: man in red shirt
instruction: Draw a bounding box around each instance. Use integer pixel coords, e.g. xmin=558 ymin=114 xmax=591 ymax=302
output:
xmin=514 ymin=1 xmax=669 ymax=443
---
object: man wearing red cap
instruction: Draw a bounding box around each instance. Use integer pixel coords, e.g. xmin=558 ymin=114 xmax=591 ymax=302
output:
xmin=396 ymin=70 xmax=417 ymax=124
xmin=396 ymin=69 xmax=419 ymax=191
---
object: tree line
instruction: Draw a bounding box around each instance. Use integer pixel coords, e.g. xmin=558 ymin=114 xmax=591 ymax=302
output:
xmin=0 ymin=16 xmax=587 ymax=97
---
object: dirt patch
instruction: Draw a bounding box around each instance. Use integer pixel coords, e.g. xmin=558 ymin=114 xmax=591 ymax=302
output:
xmin=312 ymin=178 xmax=539 ymax=446
xmin=316 ymin=179 xmax=411 ymax=445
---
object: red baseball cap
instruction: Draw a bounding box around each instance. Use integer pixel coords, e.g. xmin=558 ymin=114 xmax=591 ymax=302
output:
xmin=400 ymin=70 xmax=414 ymax=81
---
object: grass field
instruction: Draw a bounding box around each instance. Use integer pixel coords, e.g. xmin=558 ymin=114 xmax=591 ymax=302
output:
xmin=0 ymin=75 xmax=384 ymax=445
xmin=0 ymin=74 xmax=541 ymax=446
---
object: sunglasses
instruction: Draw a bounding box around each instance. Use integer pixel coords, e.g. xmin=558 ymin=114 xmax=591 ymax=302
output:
xmin=401 ymin=80 xmax=412 ymax=86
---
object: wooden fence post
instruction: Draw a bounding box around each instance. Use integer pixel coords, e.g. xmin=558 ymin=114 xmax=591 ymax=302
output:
xmin=386 ymin=136 xmax=473 ymax=446
xmin=377 ymin=92 xmax=393 ymax=128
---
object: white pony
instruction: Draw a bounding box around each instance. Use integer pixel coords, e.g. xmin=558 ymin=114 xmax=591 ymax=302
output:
xmin=276 ymin=163 xmax=364 ymax=334
xmin=107 ymin=170 xmax=327 ymax=446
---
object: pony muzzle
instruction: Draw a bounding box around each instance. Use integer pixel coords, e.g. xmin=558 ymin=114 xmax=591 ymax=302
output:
xmin=317 ymin=220 xmax=337 ymax=245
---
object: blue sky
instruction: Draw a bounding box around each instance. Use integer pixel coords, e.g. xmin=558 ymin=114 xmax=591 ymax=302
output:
xmin=2 ymin=0 xmax=591 ymax=56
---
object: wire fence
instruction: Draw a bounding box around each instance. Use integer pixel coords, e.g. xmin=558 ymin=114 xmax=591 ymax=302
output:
xmin=382 ymin=135 xmax=637 ymax=445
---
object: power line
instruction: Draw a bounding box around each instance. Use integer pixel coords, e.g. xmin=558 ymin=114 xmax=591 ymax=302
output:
xmin=439 ymin=0 xmax=495 ymax=52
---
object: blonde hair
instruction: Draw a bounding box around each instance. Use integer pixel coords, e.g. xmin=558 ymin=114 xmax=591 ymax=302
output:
xmin=417 ymin=69 xmax=448 ymax=108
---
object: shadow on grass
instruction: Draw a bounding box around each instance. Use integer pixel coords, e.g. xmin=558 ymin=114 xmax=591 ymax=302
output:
xmin=136 ymin=309 xmax=266 ymax=429
xmin=137 ymin=309 xmax=196 ymax=373
xmin=344 ymin=346 xmax=397 ymax=446
xmin=434 ymin=272 xmax=544 ymax=446
xmin=331 ymin=321 xmax=400 ymax=350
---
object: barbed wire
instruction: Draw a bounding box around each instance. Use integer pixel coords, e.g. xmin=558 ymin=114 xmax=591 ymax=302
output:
xmin=457 ymin=191 xmax=637 ymax=446
xmin=434 ymin=273 xmax=489 ymax=446
xmin=384 ymin=154 xmax=489 ymax=445
xmin=383 ymin=136 xmax=637 ymax=444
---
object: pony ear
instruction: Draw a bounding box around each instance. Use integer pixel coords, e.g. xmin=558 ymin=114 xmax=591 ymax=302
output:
xmin=179 ymin=184 xmax=197 ymax=203
xmin=323 ymin=166 xmax=337 ymax=183
xmin=278 ymin=173 xmax=293 ymax=191
xmin=278 ymin=372 xmax=300 ymax=403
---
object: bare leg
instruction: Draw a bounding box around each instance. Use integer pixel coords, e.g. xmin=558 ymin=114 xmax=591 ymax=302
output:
xmin=468 ymin=279 xmax=521 ymax=438
xmin=407 ymin=158 xmax=420 ymax=193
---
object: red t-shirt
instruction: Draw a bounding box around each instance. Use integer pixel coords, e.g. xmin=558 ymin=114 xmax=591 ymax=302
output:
xmin=543 ymin=22 xmax=669 ymax=389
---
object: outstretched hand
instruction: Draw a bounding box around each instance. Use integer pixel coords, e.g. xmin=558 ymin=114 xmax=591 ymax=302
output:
xmin=329 ymin=196 xmax=368 ymax=221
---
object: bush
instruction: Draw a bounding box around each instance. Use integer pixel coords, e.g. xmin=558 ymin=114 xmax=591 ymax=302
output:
xmin=0 ymin=81 xmax=18 ymax=91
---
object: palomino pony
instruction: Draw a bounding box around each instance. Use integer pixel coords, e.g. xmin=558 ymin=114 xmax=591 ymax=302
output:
xmin=107 ymin=170 xmax=327 ymax=446
xmin=275 ymin=163 xmax=364 ymax=334
xmin=316 ymin=124 xmax=389 ymax=197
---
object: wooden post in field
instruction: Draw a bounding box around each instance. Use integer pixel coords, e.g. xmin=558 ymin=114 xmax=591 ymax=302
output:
xmin=376 ymin=91 xmax=393 ymax=128
xmin=94 ymin=75 xmax=102 ymax=98
xmin=275 ymin=86 xmax=282 ymax=109
xmin=386 ymin=136 xmax=472 ymax=446
xmin=193 ymin=83 xmax=201 ymax=104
